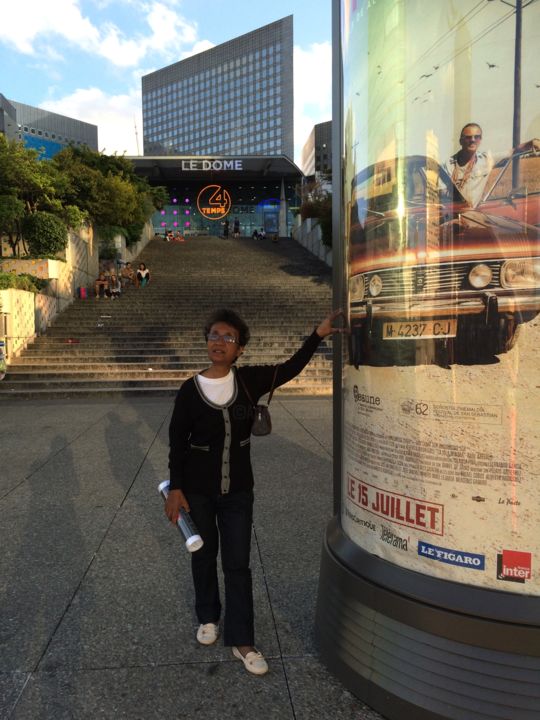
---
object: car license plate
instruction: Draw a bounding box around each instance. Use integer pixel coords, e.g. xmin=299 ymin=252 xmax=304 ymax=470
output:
xmin=383 ymin=319 xmax=457 ymax=340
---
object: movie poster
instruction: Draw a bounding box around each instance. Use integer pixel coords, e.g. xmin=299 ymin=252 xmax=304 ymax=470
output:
xmin=341 ymin=0 xmax=540 ymax=594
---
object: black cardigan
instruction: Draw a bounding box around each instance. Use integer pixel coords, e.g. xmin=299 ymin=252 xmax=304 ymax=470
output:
xmin=168 ymin=330 xmax=323 ymax=496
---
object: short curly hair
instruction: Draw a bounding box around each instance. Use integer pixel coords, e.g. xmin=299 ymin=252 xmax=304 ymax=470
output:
xmin=204 ymin=308 xmax=250 ymax=346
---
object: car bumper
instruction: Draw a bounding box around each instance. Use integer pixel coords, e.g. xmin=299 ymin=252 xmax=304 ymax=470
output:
xmin=350 ymin=289 xmax=540 ymax=324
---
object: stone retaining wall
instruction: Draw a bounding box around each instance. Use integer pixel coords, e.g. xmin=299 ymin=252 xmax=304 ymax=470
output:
xmin=1 ymin=225 xmax=99 ymax=311
xmin=292 ymin=216 xmax=333 ymax=267
xmin=97 ymin=221 xmax=154 ymax=267
xmin=0 ymin=222 xmax=153 ymax=361
xmin=0 ymin=288 xmax=35 ymax=359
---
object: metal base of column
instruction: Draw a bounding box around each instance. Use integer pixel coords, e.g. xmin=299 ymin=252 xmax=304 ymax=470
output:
xmin=315 ymin=518 xmax=540 ymax=720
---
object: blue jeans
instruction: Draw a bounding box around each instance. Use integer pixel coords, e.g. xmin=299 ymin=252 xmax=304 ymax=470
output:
xmin=185 ymin=490 xmax=254 ymax=646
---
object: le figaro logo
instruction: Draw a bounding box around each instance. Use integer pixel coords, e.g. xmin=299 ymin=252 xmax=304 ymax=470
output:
xmin=418 ymin=541 xmax=485 ymax=570
xmin=496 ymin=550 xmax=532 ymax=584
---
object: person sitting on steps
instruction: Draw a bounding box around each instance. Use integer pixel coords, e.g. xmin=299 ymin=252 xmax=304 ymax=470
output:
xmin=94 ymin=272 xmax=108 ymax=299
xmin=106 ymin=273 xmax=121 ymax=300
xmin=120 ymin=262 xmax=135 ymax=288
xmin=136 ymin=263 xmax=150 ymax=288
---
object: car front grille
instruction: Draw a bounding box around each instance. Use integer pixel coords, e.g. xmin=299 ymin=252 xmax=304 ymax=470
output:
xmin=363 ymin=261 xmax=501 ymax=298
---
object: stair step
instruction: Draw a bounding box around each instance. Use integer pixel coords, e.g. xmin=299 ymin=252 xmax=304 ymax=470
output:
xmin=5 ymin=367 xmax=331 ymax=380
xmin=0 ymin=375 xmax=331 ymax=391
xmin=0 ymin=386 xmax=332 ymax=399
xmin=7 ymin=235 xmax=333 ymax=397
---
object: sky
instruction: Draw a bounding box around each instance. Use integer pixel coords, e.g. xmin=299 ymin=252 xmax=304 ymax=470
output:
xmin=0 ymin=0 xmax=332 ymax=165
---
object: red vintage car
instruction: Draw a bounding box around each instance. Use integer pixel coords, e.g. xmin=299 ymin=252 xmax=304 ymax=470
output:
xmin=348 ymin=155 xmax=540 ymax=367
xmin=480 ymin=150 xmax=540 ymax=227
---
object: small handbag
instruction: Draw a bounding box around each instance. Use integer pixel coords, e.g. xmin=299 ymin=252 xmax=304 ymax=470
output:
xmin=238 ymin=367 xmax=279 ymax=436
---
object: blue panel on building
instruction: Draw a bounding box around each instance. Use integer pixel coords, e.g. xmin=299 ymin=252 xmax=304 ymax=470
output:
xmin=23 ymin=135 xmax=65 ymax=159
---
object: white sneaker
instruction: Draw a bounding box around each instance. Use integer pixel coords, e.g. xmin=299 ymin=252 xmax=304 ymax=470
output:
xmin=232 ymin=646 xmax=269 ymax=675
xmin=196 ymin=623 xmax=219 ymax=645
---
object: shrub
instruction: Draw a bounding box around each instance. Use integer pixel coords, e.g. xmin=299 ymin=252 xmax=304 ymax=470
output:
xmin=300 ymin=200 xmax=319 ymax=221
xmin=96 ymin=225 xmax=124 ymax=259
xmin=22 ymin=212 xmax=68 ymax=256
xmin=316 ymin=196 xmax=332 ymax=248
xmin=0 ymin=271 xmax=48 ymax=293
xmin=299 ymin=196 xmax=332 ymax=247
xmin=97 ymin=225 xmax=127 ymax=242
xmin=125 ymin=221 xmax=145 ymax=247
xmin=98 ymin=239 xmax=119 ymax=260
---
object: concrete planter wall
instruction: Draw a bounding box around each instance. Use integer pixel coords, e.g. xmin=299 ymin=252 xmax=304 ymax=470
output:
xmin=0 ymin=288 xmax=36 ymax=359
xmin=0 ymin=222 xmax=153 ymax=362
xmin=34 ymin=293 xmax=58 ymax=334
xmin=292 ymin=215 xmax=333 ymax=267
xmin=0 ymin=225 xmax=99 ymax=310
xmin=0 ymin=288 xmax=59 ymax=360
xmin=0 ymin=258 xmax=63 ymax=280
xmin=0 ymin=225 xmax=98 ymax=360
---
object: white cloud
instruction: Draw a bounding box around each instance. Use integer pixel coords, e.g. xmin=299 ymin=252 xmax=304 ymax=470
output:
xmin=41 ymin=87 xmax=143 ymax=155
xmin=42 ymin=45 xmax=65 ymax=63
xmin=33 ymin=35 xmax=332 ymax=166
xmin=0 ymin=1 xmax=99 ymax=55
xmin=0 ymin=0 xmax=202 ymax=68
xmin=146 ymin=3 xmax=197 ymax=48
xmin=294 ymin=41 xmax=332 ymax=165
xmin=97 ymin=24 xmax=147 ymax=67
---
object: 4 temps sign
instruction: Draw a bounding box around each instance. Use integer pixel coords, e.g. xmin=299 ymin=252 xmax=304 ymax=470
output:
xmin=197 ymin=184 xmax=232 ymax=220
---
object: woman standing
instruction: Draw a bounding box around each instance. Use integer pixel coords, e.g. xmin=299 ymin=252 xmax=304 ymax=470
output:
xmin=165 ymin=308 xmax=342 ymax=675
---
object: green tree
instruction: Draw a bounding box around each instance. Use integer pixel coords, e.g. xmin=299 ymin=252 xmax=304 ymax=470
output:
xmin=0 ymin=136 xmax=63 ymax=213
xmin=0 ymin=195 xmax=25 ymax=256
xmin=0 ymin=137 xmax=164 ymax=258
xmin=52 ymin=146 xmax=165 ymax=246
xmin=0 ymin=136 xmax=80 ymax=255
xmin=22 ymin=211 xmax=68 ymax=256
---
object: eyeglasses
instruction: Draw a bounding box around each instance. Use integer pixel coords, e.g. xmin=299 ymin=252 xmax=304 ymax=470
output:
xmin=461 ymin=134 xmax=482 ymax=141
xmin=207 ymin=332 xmax=239 ymax=344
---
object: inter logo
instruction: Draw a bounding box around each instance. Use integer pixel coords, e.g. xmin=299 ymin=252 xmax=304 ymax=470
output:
xmin=496 ymin=550 xmax=532 ymax=583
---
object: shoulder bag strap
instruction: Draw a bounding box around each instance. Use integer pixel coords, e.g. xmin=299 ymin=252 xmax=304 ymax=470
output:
xmin=237 ymin=366 xmax=279 ymax=406
xmin=236 ymin=369 xmax=255 ymax=407
xmin=267 ymin=366 xmax=279 ymax=405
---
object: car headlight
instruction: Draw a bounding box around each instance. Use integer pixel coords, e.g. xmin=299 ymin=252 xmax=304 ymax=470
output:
xmin=500 ymin=259 xmax=540 ymax=288
xmin=350 ymin=275 xmax=365 ymax=301
xmin=369 ymin=274 xmax=383 ymax=297
xmin=468 ymin=264 xmax=493 ymax=289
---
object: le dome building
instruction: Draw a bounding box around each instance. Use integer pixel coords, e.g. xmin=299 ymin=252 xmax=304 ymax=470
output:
xmin=132 ymin=17 xmax=300 ymax=238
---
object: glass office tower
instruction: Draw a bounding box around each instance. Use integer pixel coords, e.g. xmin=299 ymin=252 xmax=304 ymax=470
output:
xmin=301 ymin=120 xmax=332 ymax=178
xmin=141 ymin=16 xmax=293 ymax=160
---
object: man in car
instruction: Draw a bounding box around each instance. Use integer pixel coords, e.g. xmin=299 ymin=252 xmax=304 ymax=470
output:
xmin=445 ymin=123 xmax=540 ymax=208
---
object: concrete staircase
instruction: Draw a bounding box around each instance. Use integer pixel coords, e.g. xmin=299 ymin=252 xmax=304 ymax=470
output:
xmin=1 ymin=236 xmax=333 ymax=397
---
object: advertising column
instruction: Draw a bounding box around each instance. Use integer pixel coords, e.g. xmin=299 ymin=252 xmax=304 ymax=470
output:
xmin=317 ymin=1 xmax=540 ymax=718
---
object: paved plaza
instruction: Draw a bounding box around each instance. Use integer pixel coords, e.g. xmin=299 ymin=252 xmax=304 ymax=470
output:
xmin=1 ymin=395 xmax=384 ymax=720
